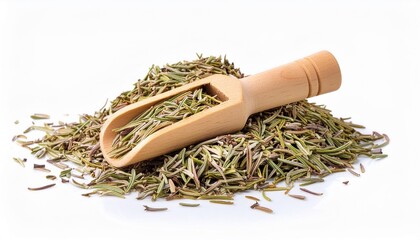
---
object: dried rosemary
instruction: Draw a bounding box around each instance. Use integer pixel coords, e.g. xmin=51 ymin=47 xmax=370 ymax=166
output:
xmin=250 ymin=202 xmax=273 ymax=214
xmin=28 ymin=183 xmax=56 ymax=191
xmin=143 ymin=205 xmax=168 ymax=212
xmin=109 ymin=88 xmax=220 ymax=159
xmin=179 ymin=202 xmax=200 ymax=207
xmin=245 ymin=196 xmax=260 ymax=201
xmin=360 ymin=163 xmax=365 ymax=173
xmin=300 ymin=187 xmax=323 ymax=196
xmin=30 ymin=113 xmax=50 ymax=120
xmin=14 ymin=55 xmax=388 ymax=204
xmin=288 ymin=194 xmax=306 ymax=200
xmin=209 ymin=200 xmax=234 ymax=205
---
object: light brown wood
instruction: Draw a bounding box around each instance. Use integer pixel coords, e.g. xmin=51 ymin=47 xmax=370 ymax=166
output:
xmin=100 ymin=50 xmax=341 ymax=167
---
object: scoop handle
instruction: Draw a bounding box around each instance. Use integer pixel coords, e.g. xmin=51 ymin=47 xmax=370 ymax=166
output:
xmin=240 ymin=50 xmax=341 ymax=115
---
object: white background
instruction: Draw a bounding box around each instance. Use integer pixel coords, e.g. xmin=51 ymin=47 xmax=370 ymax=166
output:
xmin=1 ymin=0 xmax=419 ymax=239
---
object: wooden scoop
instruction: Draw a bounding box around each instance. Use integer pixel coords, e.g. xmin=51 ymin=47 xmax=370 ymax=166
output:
xmin=100 ymin=50 xmax=341 ymax=167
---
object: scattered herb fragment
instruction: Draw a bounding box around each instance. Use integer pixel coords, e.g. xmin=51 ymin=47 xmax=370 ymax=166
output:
xmin=13 ymin=157 xmax=26 ymax=167
xmin=143 ymin=205 xmax=168 ymax=212
xmin=28 ymin=183 xmax=56 ymax=191
xmin=288 ymin=194 xmax=306 ymax=200
xmin=30 ymin=113 xmax=50 ymax=120
xmin=300 ymin=187 xmax=323 ymax=196
xmin=33 ymin=164 xmax=51 ymax=172
xmin=245 ymin=196 xmax=260 ymax=201
xmin=179 ymin=202 xmax=200 ymax=207
xmin=209 ymin=200 xmax=234 ymax=205
xmin=46 ymin=175 xmax=57 ymax=180
xmin=60 ymin=169 xmax=72 ymax=178
xmin=250 ymin=202 xmax=273 ymax=213
xmin=347 ymin=168 xmax=361 ymax=177
xmin=262 ymin=191 xmax=271 ymax=201
xmin=254 ymin=205 xmax=273 ymax=214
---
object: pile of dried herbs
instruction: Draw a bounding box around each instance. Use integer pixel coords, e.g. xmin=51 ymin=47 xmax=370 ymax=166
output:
xmin=13 ymin=54 xmax=388 ymax=204
xmin=109 ymin=88 xmax=221 ymax=159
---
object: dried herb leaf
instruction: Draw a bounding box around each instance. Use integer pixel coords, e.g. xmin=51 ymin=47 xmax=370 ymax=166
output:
xmin=262 ymin=191 xmax=271 ymax=201
xmin=28 ymin=183 xmax=56 ymax=191
xmin=254 ymin=205 xmax=273 ymax=214
xmin=179 ymin=202 xmax=200 ymax=207
xmin=250 ymin=202 xmax=273 ymax=213
xmin=198 ymin=195 xmax=233 ymax=200
xmin=245 ymin=196 xmax=260 ymax=201
xmin=60 ymin=169 xmax=72 ymax=178
xmin=46 ymin=175 xmax=57 ymax=180
xmin=31 ymin=113 xmax=50 ymax=120
xmin=288 ymin=194 xmax=306 ymax=200
xmin=143 ymin=205 xmax=168 ymax=212
xmin=347 ymin=168 xmax=360 ymax=177
xmin=209 ymin=200 xmax=234 ymax=205
xmin=300 ymin=187 xmax=323 ymax=196
xmin=13 ymin=157 xmax=26 ymax=167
